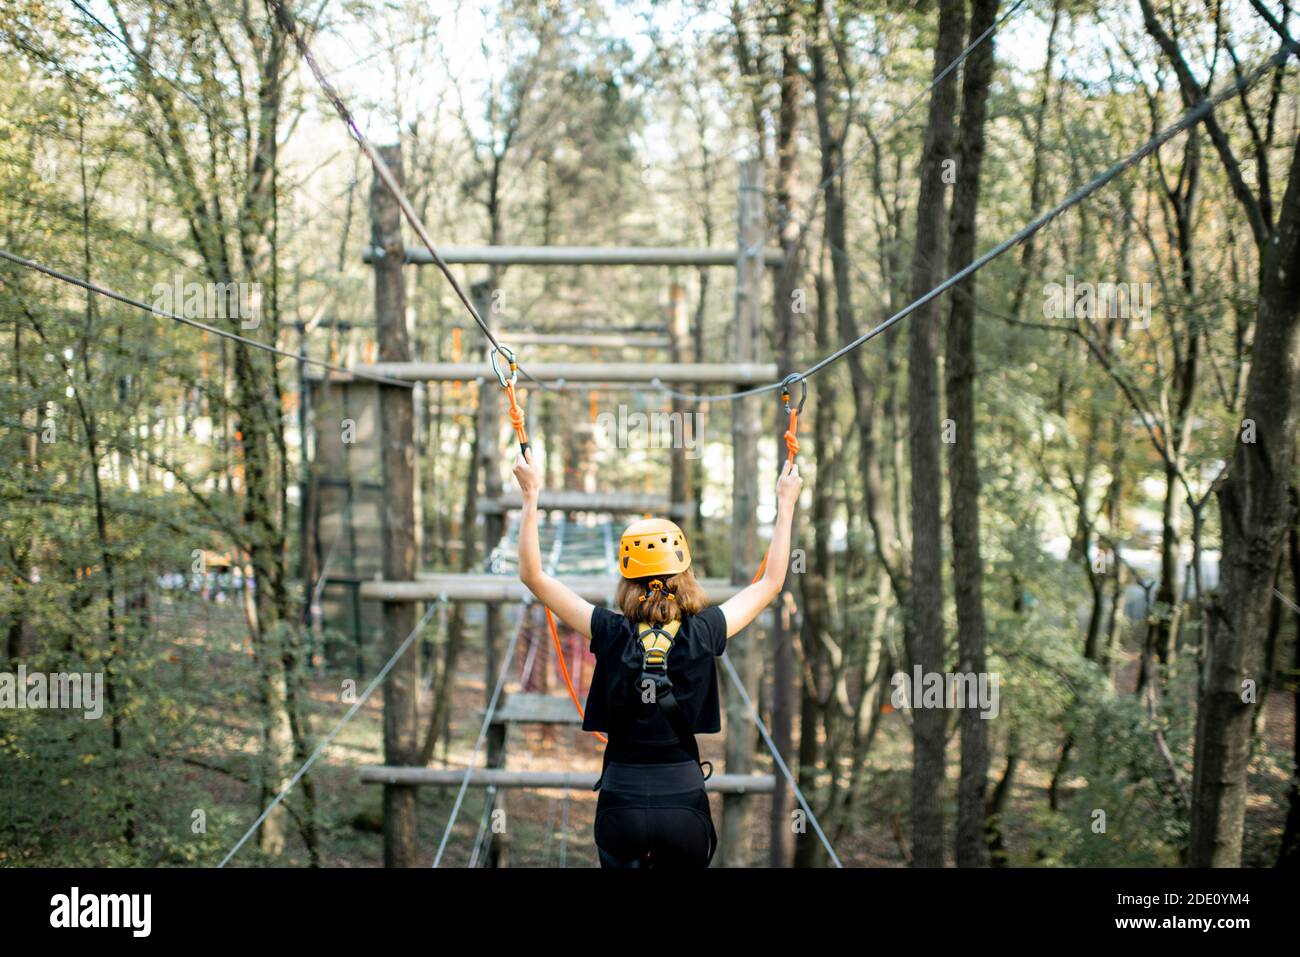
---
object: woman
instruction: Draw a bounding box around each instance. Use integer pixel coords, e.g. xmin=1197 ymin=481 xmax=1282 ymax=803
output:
xmin=512 ymin=449 xmax=802 ymax=868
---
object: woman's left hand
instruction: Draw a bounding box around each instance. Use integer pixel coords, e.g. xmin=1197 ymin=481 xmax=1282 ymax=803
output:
xmin=776 ymin=460 xmax=802 ymax=510
xmin=513 ymin=448 xmax=541 ymax=500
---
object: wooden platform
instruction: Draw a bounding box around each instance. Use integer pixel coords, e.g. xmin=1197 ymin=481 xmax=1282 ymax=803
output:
xmin=360 ymin=766 xmax=776 ymax=794
xmin=477 ymin=490 xmax=693 ymax=517
xmin=352 ymin=361 xmax=778 ymax=385
xmin=359 ymin=573 xmax=743 ymax=604
xmin=363 ymin=244 xmax=785 ymax=268
xmin=490 ymin=693 xmax=584 ymax=726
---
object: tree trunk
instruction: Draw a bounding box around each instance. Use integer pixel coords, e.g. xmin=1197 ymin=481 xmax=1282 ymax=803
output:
xmin=906 ymin=0 xmax=966 ymax=869
xmin=372 ymin=145 xmax=421 ymax=868
xmin=1193 ymin=146 xmax=1300 ymax=866
xmin=1279 ymin=502 xmax=1300 ymax=866
xmin=810 ymin=0 xmax=908 ymax=604
xmin=795 ymin=262 xmax=838 ymax=868
xmin=768 ymin=0 xmax=802 ymax=868
xmin=945 ymin=0 xmax=998 ymax=869
xmin=719 ymin=159 xmax=764 ymax=867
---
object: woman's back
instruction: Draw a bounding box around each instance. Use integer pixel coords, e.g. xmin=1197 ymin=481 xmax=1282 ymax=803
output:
xmin=582 ymin=605 xmax=729 ymax=763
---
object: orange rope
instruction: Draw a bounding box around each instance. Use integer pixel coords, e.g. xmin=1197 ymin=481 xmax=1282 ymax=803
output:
xmin=501 ymin=370 xmax=604 ymax=742
xmin=752 ymin=402 xmax=802 ymax=583
xmin=504 ymin=381 xmax=529 ymax=448
xmin=545 ymin=607 xmax=607 ymax=744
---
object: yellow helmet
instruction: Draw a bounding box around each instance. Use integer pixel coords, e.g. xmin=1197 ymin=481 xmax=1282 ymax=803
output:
xmin=619 ymin=518 xmax=691 ymax=579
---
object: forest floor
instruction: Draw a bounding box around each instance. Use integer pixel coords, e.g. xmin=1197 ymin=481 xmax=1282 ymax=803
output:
xmin=161 ymin=597 xmax=1293 ymax=869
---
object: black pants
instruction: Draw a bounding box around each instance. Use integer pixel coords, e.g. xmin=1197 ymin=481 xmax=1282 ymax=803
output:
xmin=594 ymin=760 xmax=717 ymax=868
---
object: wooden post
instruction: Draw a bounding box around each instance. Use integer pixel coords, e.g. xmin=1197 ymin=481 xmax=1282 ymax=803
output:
xmin=721 ymin=159 xmax=764 ymax=867
xmin=474 ymin=281 xmax=505 ymax=711
xmin=372 ymin=144 xmax=420 ymax=867
xmin=668 ymin=283 xmax=691 ymax=511
xmin=473 ymin=279 xmax=508 ymax=865
xmin=297 ymin=339 xmax=315 ymax=663
xmin=564 ymin=389 xmax=583 ymax=491
xmin=485 ymin=722 xmax=509 ymax=868
xmin=361 ymin=574 xmax=746 ymax=603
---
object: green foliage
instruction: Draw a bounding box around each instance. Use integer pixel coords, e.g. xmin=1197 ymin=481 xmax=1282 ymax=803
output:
xmin=1028 ymin=661 xmax=1196 ymax=867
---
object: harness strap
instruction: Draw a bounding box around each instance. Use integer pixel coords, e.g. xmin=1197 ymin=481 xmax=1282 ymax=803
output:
xmin=642 ymin=620 xmax=713 ymax=782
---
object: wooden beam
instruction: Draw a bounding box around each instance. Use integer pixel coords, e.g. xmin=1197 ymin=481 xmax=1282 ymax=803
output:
xmin=351 ymin=361 xmax=778 ymax=384
xmin=477 ymin=490 xmax=693 ymax=516
xmin=363 ymin=244 xmax=785 ymax=268
xmin=507 ymin=332 xmax=671 ymax=349
xmin=360 ymin=766 xmax=776 ymax=794
xmin=306 ymin=369 xmax=706 ymax=397
xmin=360 ymin=573 xmax=743 ymax=604
xmin=504 ymin=322 xmax=668 ymax=335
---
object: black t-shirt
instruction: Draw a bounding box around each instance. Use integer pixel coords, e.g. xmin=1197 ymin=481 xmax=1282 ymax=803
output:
xmin=583 ymin=605 xmax=729 ymax=764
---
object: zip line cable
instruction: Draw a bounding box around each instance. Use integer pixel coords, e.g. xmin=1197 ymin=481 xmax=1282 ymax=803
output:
xmin=271 ymin=0 xmax=1020 ymax=400
xmin=276 ymin=0 xmax=1282 ymax=415
xmin=0 ymin=249 xmax=415 ymax=389
xmin=651 ymin=40 xmax=1298 ymax=405
xmin=53 ymin=0 xmax=408 ymax=386
xmin=718 ymin=651 xmax=842 ymax=868
xmin=714 ymin=0 xmax=1023 ymax=400
xmin=217 ymin=598 xmax=441 ymax=866
xmin=265 ymin=0 xmax=558 ymax=394
xmin=762 ymin=0 xmax=1029 ymax=259
xmin=763 ymin=0 xmax=1024 ymax=301
xmin=46 ymin=1 xmax=1291 ymax=410
xmin=67 ymin=0 xmax=347 ymax=228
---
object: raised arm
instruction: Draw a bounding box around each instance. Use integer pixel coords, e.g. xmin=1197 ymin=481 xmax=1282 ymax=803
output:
xmin=513 ymin=449 xmax=595 ymax=639
xmin=718 ymin=460 xmax=803 ymax=638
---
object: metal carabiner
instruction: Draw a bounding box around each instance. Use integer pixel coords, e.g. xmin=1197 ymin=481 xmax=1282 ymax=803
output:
xmin=488 ymin=343 xmax=518 ymax=388
xmin=780 ymin=372 xmax=808 ymax=415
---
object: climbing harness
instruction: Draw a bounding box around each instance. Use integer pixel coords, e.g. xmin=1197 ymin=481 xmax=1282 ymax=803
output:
xmin=635 ymin=619 xmax=713 ymax=783
xmin=639 ymin=617 xmax=679 ymax=668
xmin=493 ymin=363 xmax=804 ymax=796
xmin=589 ymin=616 xmax=713 ymax=793
xmin=639 ymin=579 xmax=675 ymax=604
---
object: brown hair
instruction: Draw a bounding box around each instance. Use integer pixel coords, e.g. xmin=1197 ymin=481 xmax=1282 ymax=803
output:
xmin=617 ymin=569 xmax=708 ymax=625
